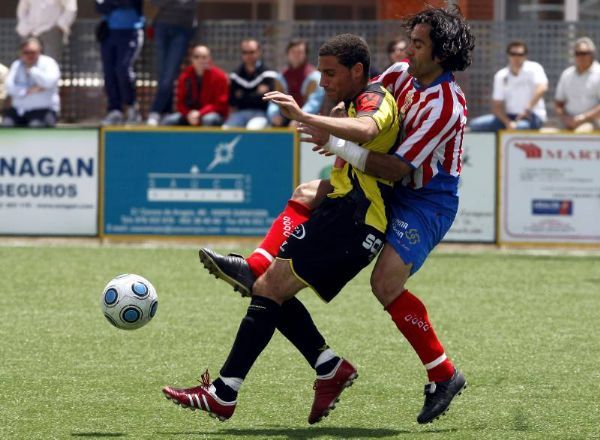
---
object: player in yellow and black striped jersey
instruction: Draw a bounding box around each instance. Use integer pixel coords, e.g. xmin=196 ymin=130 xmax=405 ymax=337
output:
xmin=328 ymin=81 xmax=399 ymax=235
xmin=169 ymin=35 xmax=400 ymax=426
xmin=262 ymin=37 xmax=399 ymax=301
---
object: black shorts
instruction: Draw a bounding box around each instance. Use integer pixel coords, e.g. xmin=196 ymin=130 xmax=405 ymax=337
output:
xmin=278 ymin=196 xmax=385 ymax=302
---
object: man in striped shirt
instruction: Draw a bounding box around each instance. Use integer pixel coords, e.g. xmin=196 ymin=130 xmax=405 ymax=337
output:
xmin=311 ymin=7 xmax=475 ymax=423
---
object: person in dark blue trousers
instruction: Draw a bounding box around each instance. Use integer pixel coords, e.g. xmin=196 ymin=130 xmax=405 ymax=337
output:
xmin=95 ymin=0 xmax=144 ymax=125
xmin=146 ymin=0 xmax=199 ymax=126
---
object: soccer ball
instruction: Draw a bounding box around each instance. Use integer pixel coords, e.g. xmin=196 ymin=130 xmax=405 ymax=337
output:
xmin=101 ymin=274 xmax=158 ymax=330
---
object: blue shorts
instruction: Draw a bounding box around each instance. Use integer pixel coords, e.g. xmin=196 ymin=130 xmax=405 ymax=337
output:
xmin=386 ymin=199 xmax=456 ymax=275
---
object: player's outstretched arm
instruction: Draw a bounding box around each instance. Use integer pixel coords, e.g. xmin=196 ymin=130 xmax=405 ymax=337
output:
xmin=263 ymin=91 xmax=379 ymax=144
xmin=309 ymin=135 xmax=411 ymax=182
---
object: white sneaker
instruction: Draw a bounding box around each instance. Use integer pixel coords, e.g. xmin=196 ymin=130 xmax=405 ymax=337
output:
xmin=147 ymin=112 xmax=161 ymax=126
xmin=125 ymin=107 xmax=142 ymax=125
xmin=102 ymin=110 xmax=124 ymax=126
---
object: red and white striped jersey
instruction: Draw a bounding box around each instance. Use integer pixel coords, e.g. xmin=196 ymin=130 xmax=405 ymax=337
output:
xmin=375 ymin=62 xmax=467 ymax=191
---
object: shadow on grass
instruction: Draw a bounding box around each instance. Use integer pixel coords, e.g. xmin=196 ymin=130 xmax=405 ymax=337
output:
xmin=71 ymin=434 xmax=126 ymax=438
xmin=157 ymin=426 xmax=459 ymax=438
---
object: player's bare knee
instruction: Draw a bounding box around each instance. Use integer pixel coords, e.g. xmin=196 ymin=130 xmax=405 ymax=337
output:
xmin=370 ymin=267 xmax=406 ymax=307
xmin=253 ymin=261 xmax=300 ymax=304
xmin=291 ymin=181 xmax=318 ymax=206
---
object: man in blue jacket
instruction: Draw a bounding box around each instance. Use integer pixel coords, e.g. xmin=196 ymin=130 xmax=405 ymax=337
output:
xmin=95 ymin=0 xmax=144 ymax=125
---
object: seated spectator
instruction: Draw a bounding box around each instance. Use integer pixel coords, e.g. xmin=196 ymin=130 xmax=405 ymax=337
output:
xmin=2 ymin=37 xmax=60 ymax=127
xmin=386 ymin=36 xmax=408 ymax=68
xmin=268 ymin=38 xmax=315 ymax=127
xmin=470 ymin=41 xmax=548 ymax=132
xmin=0 ymin=62 xmax=8 ymax=117
xmin=267 ymin=69 xmax=324 ymax=127
xmin=554 ymin=37 xmax=600 ymax=132
xmin=161 ymin=44 xmax=228 ymax=126
xmin=16 ymin=0 xmax=77 ymax=64
xmin=146 ymin=0 xmax=199 ymax=126
xmin=223 ymin=38 xmax=278 ymax=129
xmin=369 ymin=36 xmax=408 ymax=78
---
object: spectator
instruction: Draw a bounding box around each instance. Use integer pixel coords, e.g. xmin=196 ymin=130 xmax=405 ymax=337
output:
xmin=146 ymin=0 xmax=199 ymax=126
xmin=0 ymin=62 xmax=8 ymax=114
xmin=95 ymin=0 xmax=144 ymax=125
xmin=224 ymin=38 xmax=278 ymax=129
xmin=2 ymin=37 xmax=60 ymax=128
xmin=16 ymin=0 xmax=77 ymax=64
xmin=470 ymin=41 xmax=548 ymax=131
xmin=267 ymin=70 xmax=324 ymax=128
xmin=161 ymin=44 xmax=228 ymax=126
xmin=386 ymin=37 xmax=408 ymax=67
xmin=554 ymin=37 xmax=600 ymax=132
xmin=268 ymin=39 xmax=315 ymax=127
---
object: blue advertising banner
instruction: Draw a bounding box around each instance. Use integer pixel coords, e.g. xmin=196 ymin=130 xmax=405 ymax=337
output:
xmin=101 ymin=128 xmax=297 ymax=237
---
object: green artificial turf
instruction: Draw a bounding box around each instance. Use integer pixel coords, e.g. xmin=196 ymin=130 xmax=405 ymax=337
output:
xmin=0 ymin=245 xmax=598 ymax=439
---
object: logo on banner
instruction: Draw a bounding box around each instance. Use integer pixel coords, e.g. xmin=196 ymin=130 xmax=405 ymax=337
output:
xmin=515 ymin=142 xmax=542 ymax=159
xmin=532 ymin=199 xmax=573 ymax=216
xmin=206 ymin=136 xmax=241 ymax=171
xmin=147 ymin=135 xmax=248 ymax=203
xmin=515 ymin=142 xmax=600 ymax=160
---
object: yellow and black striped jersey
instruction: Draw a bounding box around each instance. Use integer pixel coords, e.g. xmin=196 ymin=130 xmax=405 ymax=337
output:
xmin=328 ymin=83 xmax=399 ymax=233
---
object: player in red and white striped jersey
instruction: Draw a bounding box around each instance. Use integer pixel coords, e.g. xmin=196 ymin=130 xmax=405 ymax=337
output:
xmin=304 ymin=7 xmax=475 ymax=423
xmin=376 ymin=60 xmax=467 ymax=191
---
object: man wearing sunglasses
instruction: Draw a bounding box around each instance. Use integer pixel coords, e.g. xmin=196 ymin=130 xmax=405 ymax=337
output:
xmin=470 ymin=40 xmax=548 ymax=132
xmin=555 ymin=37 xmax=600 ymax=132
xmin=223 ymin=38 xmax=278 ymax=129
xmin=2 ymin=37 xmax=60 ymax=128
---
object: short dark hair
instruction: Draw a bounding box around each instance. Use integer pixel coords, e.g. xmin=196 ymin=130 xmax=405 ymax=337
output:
xmin=318 ymin=33 xmax=370 ymax=79
xmin=387 ymin=37 xmax=407 ymax=54
xmin=286 ymin=38 xmax=308 ymax=53
xmin=506 ymin=40 xmax=528 ymax=54
xmin=405 ymin=6 xmax=475 ymax=72
xmin=241 ymin=38 xmax=260 ymax=48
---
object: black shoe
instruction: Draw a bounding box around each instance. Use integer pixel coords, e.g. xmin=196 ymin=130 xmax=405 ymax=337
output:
xmin=417 ymin=369 xmax=466 ymax=424
xmin=198 ymin=248 xmax=255 ymax=297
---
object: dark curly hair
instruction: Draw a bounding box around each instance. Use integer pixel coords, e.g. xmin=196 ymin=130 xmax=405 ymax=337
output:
xmin=318 ymin=33 xmax=370 ymax=80
xmin=405 ymin=6 xmax=475 ymax=72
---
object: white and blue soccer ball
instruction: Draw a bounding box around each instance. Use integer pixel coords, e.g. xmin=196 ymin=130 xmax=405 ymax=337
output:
xmin=101 ymin=274 xmax=158 ymax=330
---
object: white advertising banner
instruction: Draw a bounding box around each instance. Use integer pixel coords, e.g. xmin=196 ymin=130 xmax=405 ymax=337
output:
xmin=0 ymin=129 xmax=98 ymax=235
xmin=300 ymin=141 xmax=336 ymax=183
xmin=499 ymin=132 xmax=600 ymax=244
xmin=444 ymin=133 xmax=496 ymax=242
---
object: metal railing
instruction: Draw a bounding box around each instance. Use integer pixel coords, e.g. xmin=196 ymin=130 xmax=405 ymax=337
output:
xmin=1 ymin=19 xmax=600 ymax=123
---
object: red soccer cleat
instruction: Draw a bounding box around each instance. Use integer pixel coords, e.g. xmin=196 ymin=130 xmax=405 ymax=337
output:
xmin=162 ymin=370 xmax=236 ymax=421
xmin=308 ymin=358 xmax=358 ymax=424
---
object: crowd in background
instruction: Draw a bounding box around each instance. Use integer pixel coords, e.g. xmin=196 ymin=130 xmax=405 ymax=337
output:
xmin=0 ymin=0 xmax=599 ymax=132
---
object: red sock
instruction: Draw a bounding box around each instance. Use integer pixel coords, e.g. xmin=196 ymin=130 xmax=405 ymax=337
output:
xmin=246 ymin=199 xmax=311 ymax=278
xmin=385 ymin=290 xmax=455 ymax=383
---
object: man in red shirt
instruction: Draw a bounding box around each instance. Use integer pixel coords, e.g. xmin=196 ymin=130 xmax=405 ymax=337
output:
xmin=162 ymin=44 xmax=229 ymax=126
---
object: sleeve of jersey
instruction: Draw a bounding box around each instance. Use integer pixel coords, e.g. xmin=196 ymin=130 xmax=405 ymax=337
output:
xmin=355 ymin=90 xmax=394 ymax=134
xmin=395 ymin=84 xmax=460 ymax=169
xmin=372 ymin=61 xmax=409 ymax=91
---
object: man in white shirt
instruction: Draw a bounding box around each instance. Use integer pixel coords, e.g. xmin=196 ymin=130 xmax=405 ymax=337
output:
xmin=0 ymin=62 xmax=8 ymax=121
xmin=555 ymin=37 xmax=600 ymax=132
xmin=2 ymin=37 xmax=61 ymax=128
xmin=470 ymin=41 xmax=548 ymax=131
xmin=16 ymin=0 xmax=77 ymax=64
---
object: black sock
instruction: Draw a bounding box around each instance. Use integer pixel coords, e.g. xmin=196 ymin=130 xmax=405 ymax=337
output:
xmin=316 ymin=357 xmax=341 ymax=376
xmin=277 ymin=297 xmax=328 ymax=368
xmin=219 ymin=295 xmax=281 ymax=382
xmin=212 ymin=378 xmax=238 ymax=402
